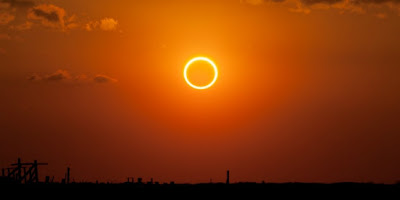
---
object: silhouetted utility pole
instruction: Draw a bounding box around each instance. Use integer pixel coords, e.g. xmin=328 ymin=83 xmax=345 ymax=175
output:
xmin=226 ymin=170 xmax=230 ymax=184
xmin=66 ymin=167 xmax=70 ymax=184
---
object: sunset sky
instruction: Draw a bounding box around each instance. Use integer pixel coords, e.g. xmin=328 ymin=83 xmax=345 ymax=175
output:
xmin=1 ymin=0 xmax=400 ymax=183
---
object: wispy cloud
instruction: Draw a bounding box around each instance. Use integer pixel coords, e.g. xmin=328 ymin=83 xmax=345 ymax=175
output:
xmin=8 ymin=20 xmax=31 ymax=30
xmin=241 ymin=0 xmax=400 ymax=16
xmin=93 ymin=74 xmax=118 ymax=83
xmin=1 ymin=1 xmax=119 ymax=32
xmin=0 ymin=12 xmax=14 ymax=25
xmin=375 ymin=12 xmax=388 ymax=19
xmin=85 ymin=17 xmax=119 ymax=32
xmin=0 ymin=33 xmax=11 ymax=40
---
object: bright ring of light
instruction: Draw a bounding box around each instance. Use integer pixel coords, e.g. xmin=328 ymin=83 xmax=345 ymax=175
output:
xmin=184 ymin=57 xmax=218 ymax=90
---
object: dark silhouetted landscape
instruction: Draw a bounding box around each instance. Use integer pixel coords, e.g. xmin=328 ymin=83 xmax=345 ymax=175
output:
xmin=1 ymin=0 xmax=400 ymax=193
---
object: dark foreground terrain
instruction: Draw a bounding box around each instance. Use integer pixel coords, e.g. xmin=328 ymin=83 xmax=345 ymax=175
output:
xmin=1 ymin=182 xmax=399 ymax=194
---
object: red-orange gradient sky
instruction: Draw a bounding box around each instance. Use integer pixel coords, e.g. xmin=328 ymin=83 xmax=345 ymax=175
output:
xmin=1 ymin=0 xmax=400 ymax=183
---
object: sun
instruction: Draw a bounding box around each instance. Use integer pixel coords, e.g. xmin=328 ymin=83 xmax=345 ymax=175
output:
xmin=184 ymin=57 xmax=218 ymax=90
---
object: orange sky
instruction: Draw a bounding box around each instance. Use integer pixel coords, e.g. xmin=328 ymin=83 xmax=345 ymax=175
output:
xmin=1 ymin=0 xmax=400 ymax=183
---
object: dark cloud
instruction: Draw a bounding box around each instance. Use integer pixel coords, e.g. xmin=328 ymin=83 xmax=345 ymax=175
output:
xmin=27 ymin=70 xmax=71 ymax=82
xmin=0 ymin=0 xmax=34 ymax=27
xmin=241 ymin=0 xmax=284 ymax=5
xmin=27 ymin=4 xmax=66 ymax=28
xmin=27 ymin=73 xmax=41 ymax=81
xmin=348 ymin=0 xmax=400 ymax=4
xmin=31 ymin=7 xmax=59 ymax=22
xmin=1 ymin=0 xmax=34 ymax=9
xmin=300 ymin=0 xmax=400 ymax=5
xmin=300 ymin=0 xmax=343 ymax=5
xmin=25 ymin=4 xmax=80 ymax=31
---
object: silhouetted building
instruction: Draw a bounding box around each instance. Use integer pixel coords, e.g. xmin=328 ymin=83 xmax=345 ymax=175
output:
xmin=226 ymin=170 xmax=230 ymax=184
xmin=126 ymin=177 xmax=134 ymax=183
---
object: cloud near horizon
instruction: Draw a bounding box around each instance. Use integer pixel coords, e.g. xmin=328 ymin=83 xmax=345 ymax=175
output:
xmin=28 ymin=69 xmax=118 ymax=84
